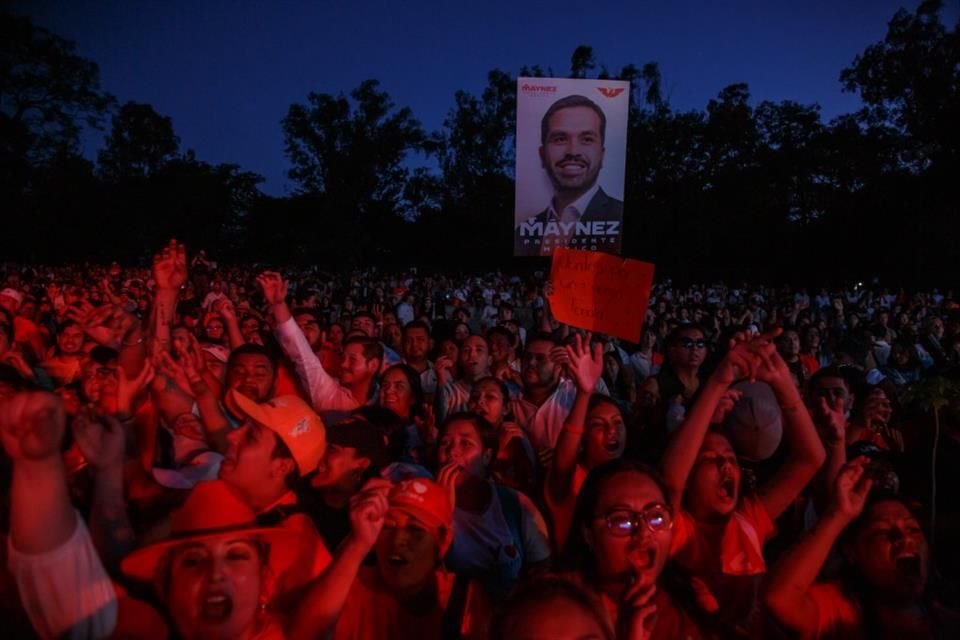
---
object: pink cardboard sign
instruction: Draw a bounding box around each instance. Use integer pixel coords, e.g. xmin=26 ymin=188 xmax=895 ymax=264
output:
xmin=548 ymin=248 xmax=654 ymax=343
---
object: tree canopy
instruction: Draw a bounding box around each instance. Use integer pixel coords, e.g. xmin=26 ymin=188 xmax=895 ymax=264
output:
xmin=3 ymin=3 xmax=959 ymax=285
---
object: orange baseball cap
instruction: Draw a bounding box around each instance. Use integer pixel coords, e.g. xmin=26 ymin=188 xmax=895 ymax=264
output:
xmin=388 ymin=478 xmax=454 ymax=553
xmin=229 ymin=390 xmax=326 ymax=476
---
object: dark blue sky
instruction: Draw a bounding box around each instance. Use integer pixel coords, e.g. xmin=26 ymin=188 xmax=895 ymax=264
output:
xmin=17 ymin=1 xmax=951 ymax=195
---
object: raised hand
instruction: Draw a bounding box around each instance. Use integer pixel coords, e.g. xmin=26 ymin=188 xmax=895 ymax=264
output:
xmin=0 ymin=390 xmax=66 ymax=462
xmin=564 ymin=332 xmax=603 ymax=393
xmin=216 ymin=298 xmax=238 ymax=324
xmin=68 ymin=302 xmax=137 ymax=350
xmin=434 ymin=355 xmax=455 ymax=387
xmin=813 ymin=395 xmax=847 ymax=446
xmin=550 ymin=344 xmax=572 ymax=377
xmin=622 ymin=567 xmax=658 ymax=640
xmin=155 ymin=351 xmax=194 ymax=397
xmin=71 ymin=408 xmax=125 ymax=471
xmin=153 ymin=239 xmax=188 ymax=291
xmin=828 ymin=456 xmax=873 ymax=522
xmin=709 ymin=332 xmax=759 ymax=387
xmin=414 ymin=403 xmax=438 ymax=446
xmin=2 ymin=350 xmax=35 ymax=380
xmin=710 ymin=388 xmax=744 ymax=425
xmin=115 ymin=362 xmax=155 ymax=416
xmin=436 ymin=462 xmax=462 ymax=508
xmin=348 ymin=478 xmax=392 ymax=550
xmin=497 ymin=421 xmax=526 ymax=453
xmin=256 ymin=271 xmax=288 ymax=306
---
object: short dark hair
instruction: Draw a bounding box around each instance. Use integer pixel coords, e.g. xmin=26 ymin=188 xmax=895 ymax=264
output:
xmin=440 ymin=412 xmax=499 ymax=460
xmin=486 ymin=325 xmax=518 ymax=349
xmin=270 ymin=431 xmax=299 ymax=490
xmin=808 ymin=366 xmax=851 ymax=391
xmin=525 ymin=330 xmax=559 ymax=349
xmin=227 ymin=343 xmax=278 ymax=377
xmin=292 ymin=308 xmax=321 ymax=325
xmin=344 ymin=335 xmax=384 ymax=365
xmin=402 ymin=320 xmax=431 ymax=338
xmin=540 ymin=94 xmax=607 ymax=145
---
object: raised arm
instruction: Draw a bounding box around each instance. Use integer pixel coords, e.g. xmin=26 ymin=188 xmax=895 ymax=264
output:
xmin=72 ymin=409 xmax=135 ymax=573
xmin=765 ymin=458 xmax=872 ymax=634
xmin=754 ymin=349 xmax=827 ymax=519
xmin=289 ymin=479 xmax=390 ymax=640
xmin=147 ymin=239 xmax=188 ymax=359
xmin=0 ymin=391 xmax=73 ymax=554
xmin=1 ymin=391 xmax=119 ymax=638
xmin=259 ymin=271 xmax=348 ymax=411
xmin=661 ymin=335 xmax=758 ymax=508
xmin=548 ymin=332 xmax=602 ymax=503
xmin=67 ymin=301 xmax=146 ymax=378
xmin=216 ymin=298 xmax=245 ymax=351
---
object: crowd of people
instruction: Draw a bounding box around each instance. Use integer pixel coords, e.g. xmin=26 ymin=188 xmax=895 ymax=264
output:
xmin=0 ymin=240 xmax=959 ymax=639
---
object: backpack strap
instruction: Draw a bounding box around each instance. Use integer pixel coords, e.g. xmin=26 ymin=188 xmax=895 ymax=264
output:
xmin=494 ymin=483 xmax=524 ymax=562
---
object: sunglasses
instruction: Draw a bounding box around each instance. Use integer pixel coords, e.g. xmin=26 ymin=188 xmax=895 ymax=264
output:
xmin=677 ymin=338 xmax=707 ymax=350
xmin=596 ymin=504 xmax=673 ymax=537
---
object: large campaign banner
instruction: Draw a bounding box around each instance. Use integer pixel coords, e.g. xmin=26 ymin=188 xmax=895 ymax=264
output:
xmin=514 ymin=77 xmax=630 ymax=257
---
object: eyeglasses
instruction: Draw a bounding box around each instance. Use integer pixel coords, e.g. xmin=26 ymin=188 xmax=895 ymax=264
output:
xmin=95 ymin=367 xmax=118 ymax=380
xmin=596 ymin=505 xmax=673 ymax=537
xmin=677 ymin=338 xmax=707 ymax=350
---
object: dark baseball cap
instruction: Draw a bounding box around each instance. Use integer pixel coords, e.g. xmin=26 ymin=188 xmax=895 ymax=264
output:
xmin=326 ymin=416 xmax=390 ymax=471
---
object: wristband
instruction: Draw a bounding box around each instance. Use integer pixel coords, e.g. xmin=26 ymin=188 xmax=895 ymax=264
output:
xmin=563 ymin=425 xmax=585 ymax=435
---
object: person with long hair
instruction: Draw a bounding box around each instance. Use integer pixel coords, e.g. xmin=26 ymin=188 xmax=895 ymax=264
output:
xmin=547 ymin=332 xmax=629 ymax=552
xmin=660 ymin=330 xmax=826 ymax=635
xmin=435 ymin=412 xmax=551 ymax=600
xmin=467 ymin=375 xmax=535 ymax=494
xmin=765 ymin=457 xmax=960 ymax=638
xmin=559 ymin=459 xmax=713 ymax=639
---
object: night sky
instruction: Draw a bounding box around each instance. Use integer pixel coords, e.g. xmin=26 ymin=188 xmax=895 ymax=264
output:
xmin=15 ymin=0 xmax=952 ymax=196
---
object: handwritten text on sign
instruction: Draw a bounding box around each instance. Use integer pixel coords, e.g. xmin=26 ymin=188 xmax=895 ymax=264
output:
xmin=548 ymin=248 xmax=655 ymax=343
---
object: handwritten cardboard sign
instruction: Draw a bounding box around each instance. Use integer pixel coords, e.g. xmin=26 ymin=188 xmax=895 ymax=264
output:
xmin=548 ymin=248 xmax=655 ymax=343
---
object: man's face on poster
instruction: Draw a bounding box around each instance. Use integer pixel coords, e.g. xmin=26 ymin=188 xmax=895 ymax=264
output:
xmin=539 ymin=106 xmax=604 ymax=196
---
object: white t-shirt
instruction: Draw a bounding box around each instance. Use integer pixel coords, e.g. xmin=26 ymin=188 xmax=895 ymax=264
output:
xmin=446 ymin=484 xmax=550 ymax=595
xmin=7 ymin=511 xmax=118 ymax=639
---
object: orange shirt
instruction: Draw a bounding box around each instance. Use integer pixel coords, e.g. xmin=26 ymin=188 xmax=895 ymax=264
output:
xmin=332 ymin=567 xmax=488 ymax=640
xmin=670 ymin=497 xmax=775 ymax=633
xmin=807 ymin=581 xmax=863 ymax=639
xmin=543 ymin=464 xmax=587 ymax=553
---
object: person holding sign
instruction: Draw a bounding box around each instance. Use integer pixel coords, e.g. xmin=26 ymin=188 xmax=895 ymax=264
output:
xmin=515 ymin=95 xmax=624 ymax=256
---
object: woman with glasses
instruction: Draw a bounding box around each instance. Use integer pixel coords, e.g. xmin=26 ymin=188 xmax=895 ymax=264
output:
xmin=560 ymin=459 xmax=713 ymax=639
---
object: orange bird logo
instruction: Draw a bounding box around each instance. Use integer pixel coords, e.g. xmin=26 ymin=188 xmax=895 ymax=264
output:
xmin=597 ymin=87 xmax=625 ymax=98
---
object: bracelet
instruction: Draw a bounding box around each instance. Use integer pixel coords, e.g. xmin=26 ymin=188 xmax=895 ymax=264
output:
xmin=122 ymin=335 xmax=145 ymax=347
